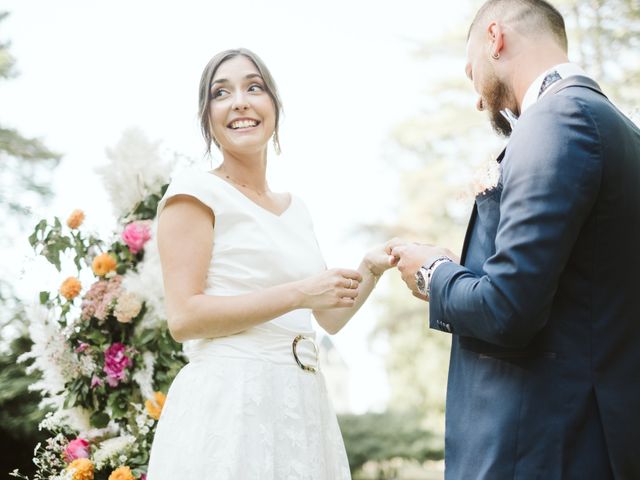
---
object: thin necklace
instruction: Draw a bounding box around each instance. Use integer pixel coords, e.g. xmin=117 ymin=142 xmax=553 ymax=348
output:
xmin=217 ymin=166 xmax=270 ymax=196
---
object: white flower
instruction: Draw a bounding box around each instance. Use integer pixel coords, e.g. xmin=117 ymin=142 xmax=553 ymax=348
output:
xmin=471 ymin=155 xmax=502 ymax=197
xmin=38 ymin=410 xmax=69 ymax=432
xmin=93 ymin=434 xmax=136 ymax=469
xmin=64 ymin=406 xmax=92 ymax=433
xmin=114 ymin=291 xmax=143 ymax=323
xmin=18 ymin=303 xmax=84 ymax=410
xmin=95 ymin=128 xmax=175 ymax=219
xmin=53 ymin=470 xmax=74 ymax=480
xmin=132 ymin=351 xmax=156 ymax=400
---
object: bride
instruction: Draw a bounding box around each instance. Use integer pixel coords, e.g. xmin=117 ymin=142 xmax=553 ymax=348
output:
xmin=146 ymin=48 xmax=394 ymax=479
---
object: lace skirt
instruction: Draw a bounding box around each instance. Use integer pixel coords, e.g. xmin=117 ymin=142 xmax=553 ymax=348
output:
xmin=146 ymin=323 xmax=351 ymax=480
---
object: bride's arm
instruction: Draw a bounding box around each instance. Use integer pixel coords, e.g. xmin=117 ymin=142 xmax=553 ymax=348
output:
xmin=158 ymin=196 xmax=361 ymax=343
xmin=312 ymin=247 xmax=397 ymax=334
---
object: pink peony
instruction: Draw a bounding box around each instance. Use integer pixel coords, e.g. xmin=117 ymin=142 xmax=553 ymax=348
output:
xmin=64 ymin=437 xmax=90 ymax=463
xmin=122 ymin=221 xmax=152 ymax=254
xmin=103 ymin=343 xmax=132 ymax=387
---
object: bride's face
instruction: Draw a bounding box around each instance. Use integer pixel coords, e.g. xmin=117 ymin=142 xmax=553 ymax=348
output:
xmin=208 ymin=56 xmax=276 ymax=155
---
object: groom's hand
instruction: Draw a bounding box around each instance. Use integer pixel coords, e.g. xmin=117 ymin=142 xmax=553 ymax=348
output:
xmin=386 ymin=240 xmax=459 ymax=296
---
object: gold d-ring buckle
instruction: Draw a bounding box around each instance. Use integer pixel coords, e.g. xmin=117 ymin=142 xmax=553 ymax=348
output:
xmin=292 ymin=335 xmax=319 ymax=373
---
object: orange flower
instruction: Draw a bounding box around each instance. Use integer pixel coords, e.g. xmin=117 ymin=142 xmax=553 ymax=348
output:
xmin=60 ymin=277 xmax=82 ymax=300
xmin=67 ymin=209 xmax=86 ymax=229
xmin=108 ymin=466 xmax=135 ymax=480
xmin=145 ymin=391 xmax=167 ymax=420
xmin=92 ymin=253 xmax=117 ymax=277
xmin=67 ymin=458 xmax=94 ymax=480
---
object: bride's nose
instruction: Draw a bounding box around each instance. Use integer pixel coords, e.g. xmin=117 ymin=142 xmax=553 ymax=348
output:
xmin=232 ymin=92 xmax=250 ymax=111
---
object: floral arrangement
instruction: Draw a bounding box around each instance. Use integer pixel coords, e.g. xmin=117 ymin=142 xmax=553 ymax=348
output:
xmin=11 ymin=134 xmax=187 ymax=480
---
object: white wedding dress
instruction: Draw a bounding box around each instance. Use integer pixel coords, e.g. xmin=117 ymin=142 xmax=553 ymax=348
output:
xmin=146 ymin=168 xmax=351 ymax=480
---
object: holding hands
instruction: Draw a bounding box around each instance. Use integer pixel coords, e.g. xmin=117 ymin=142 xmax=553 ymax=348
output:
xmin=385 ymin=238 xmax=460 ymax=301
xmin=299 ymin=243 xmax=398 ymax=310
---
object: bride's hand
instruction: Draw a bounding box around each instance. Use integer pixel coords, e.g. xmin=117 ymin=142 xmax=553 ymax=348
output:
xmin=296 ymin=268 xmax=362 ymax=310
xmin=363 ymin=243 xmax=399 ymax=277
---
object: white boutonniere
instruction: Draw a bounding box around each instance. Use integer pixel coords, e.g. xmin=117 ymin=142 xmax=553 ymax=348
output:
xmin=470 ymin=155 xmax=502 ymax=198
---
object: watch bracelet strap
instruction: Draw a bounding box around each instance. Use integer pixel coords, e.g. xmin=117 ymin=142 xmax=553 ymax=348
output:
xmin=425 ymin=256 xmax=453 ymax=296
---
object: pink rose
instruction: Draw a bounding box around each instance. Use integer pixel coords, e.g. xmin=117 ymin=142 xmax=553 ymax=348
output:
xmin=64 ymin=437 xmax=90 ymax=463
xmin=75 ymin=342 xmax=90 ymax=353
xmin=140 ymin=475 xmax=147 ymax=480
xmin=103 ymin=342 xmax=132 ymax=387
xmin=122 ymin=221 xmax=152 ymax=254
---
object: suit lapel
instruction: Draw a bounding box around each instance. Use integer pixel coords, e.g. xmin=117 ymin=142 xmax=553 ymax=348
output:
xmin=460 ymin=204 xmax=477 ymax=266
xmin=460 ymin=148 xmax=506 ymax=266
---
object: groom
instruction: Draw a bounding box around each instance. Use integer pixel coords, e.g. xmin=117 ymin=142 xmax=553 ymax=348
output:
xmin=387 ymin=0 xmax=640 ymax=478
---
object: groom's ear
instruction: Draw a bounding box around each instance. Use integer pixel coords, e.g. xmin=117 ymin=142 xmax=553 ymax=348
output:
xmin=487 ymin=21 xmax=505 ymax=59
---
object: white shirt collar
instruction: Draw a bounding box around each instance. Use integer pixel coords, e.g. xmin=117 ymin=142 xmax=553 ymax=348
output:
xmin=520 ymin=63 xmax=588 ymax=114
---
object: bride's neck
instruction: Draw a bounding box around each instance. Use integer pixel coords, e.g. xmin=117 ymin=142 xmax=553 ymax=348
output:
xmin=218 ymin=151 xmax=268 ymax=191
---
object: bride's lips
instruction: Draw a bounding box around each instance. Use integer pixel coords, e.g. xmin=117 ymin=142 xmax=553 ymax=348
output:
xmin=227 ymin=117 xmax=261 ymax=130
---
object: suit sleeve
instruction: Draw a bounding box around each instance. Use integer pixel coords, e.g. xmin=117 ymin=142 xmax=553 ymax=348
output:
xmin=429 ymin=94 xmax=602 ymax=347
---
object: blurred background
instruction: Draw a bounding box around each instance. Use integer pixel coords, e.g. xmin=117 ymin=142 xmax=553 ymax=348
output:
xmin=1 ymin=0 xmax=638 ymax=478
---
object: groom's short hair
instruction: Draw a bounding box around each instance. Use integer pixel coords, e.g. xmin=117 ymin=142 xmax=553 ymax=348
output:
xmin=469 ymin=0 xmax=568 ymax=52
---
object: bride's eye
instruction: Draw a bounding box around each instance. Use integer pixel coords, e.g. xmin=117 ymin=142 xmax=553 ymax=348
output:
xmin=211 ymin=89 xmax=228 ymax=99
xmin=248 ymin=84 xmax=264 ymax=93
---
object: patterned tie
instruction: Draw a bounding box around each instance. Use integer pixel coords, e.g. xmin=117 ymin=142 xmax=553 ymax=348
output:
xmin=538 ymin=70 xmax=562 ymax=97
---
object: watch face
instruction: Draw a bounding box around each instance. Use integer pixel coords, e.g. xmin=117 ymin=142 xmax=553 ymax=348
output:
xmin=415 ymin=269 xmax=427 ymax=295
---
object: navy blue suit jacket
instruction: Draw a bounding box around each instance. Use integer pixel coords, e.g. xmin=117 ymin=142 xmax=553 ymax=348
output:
xmin=429 ymin=77 xmax=640 ymax=479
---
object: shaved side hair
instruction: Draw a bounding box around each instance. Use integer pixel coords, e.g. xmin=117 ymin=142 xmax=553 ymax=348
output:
xmin=468 ymin=0 xmax=568 ymax=52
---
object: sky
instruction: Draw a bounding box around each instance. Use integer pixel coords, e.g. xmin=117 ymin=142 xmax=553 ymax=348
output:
xmin=1 ymin=0 xmax=474 ymax=413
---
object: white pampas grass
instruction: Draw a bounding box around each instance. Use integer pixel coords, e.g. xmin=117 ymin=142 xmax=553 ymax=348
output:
xmin=93 ymin=434 xmax=136 ymax=469
xmin=95 ymin=128 xmax=174 ymax=219
xmin=18 ymin=303 xmax=81 ymax=410
xmin=132 ymin=351 xmax=156 ymax=400
xmin=122 ymin=223 xmax=167 ymax=330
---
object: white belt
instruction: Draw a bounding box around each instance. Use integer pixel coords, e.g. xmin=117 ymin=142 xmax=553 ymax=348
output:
xmin=185 ymin=322 xmax=320 ymax=373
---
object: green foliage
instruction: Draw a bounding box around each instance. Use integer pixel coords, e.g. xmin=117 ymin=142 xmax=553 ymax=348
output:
xmin=129 ymin=185 xmax=169 ymax=222
xmin=0 ymin=320 xmax=49 ymax=477
xmin=339 ymin=411 xmax=444 ymax=475
xmin=0 ymin=334 xmax=47 ymax=438
xmin=28 ymin=217 xmax=103 ymax=273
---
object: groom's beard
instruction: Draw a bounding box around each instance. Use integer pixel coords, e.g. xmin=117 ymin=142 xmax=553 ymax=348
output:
xmin=483 ymin=72 xmax=519 ymax=138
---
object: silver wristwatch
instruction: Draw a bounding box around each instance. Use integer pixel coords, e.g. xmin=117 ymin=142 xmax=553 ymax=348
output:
xmin=415 ymin=256 xmax=453 ymax=296
xmin=415 ymin=266 xmax=430 ymax=296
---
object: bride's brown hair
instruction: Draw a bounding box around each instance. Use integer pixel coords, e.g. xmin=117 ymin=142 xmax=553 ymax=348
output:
xmin=198 ymin=48 xmax=283 ymax=155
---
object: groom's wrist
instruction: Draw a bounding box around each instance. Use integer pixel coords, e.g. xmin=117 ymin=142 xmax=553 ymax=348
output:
xmin=423 ymin=256 xmax=453 ymax=297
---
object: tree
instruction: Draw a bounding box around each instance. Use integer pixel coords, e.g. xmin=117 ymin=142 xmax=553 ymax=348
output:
xmin=0 ymin=11 xmax=60 ymax=230
xmin=0 ymin=10 xmax=62 ymax=476
xmin=338 ymin=411 xmax=443 ymax=478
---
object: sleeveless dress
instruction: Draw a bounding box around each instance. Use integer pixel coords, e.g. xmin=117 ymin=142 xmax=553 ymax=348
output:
xmin=146 ymin=168 xmax=351 ymax=480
